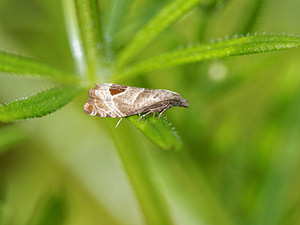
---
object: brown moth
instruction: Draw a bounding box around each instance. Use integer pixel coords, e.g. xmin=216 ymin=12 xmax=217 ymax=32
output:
xmin=84 ymin=83 xmax=189 ymax=127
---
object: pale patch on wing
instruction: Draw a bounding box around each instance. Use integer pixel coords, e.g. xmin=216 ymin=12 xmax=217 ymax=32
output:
xmin=101 ymin=84 xmax=125 ymax=117
xmin=112 ymin=87 xmax=145 ymax=115
xmin=125 ymin=87 xmax=145 ymax=104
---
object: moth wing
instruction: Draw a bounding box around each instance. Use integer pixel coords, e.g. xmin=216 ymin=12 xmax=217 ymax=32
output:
xmin=112 ymin=88 xmax=178 ymax=115
xmin=84 ymin=98 xmax=119 ymax=117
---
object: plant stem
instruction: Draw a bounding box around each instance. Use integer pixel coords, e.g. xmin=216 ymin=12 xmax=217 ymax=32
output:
xmin=107 ymin=121 xmax=173 ymax=225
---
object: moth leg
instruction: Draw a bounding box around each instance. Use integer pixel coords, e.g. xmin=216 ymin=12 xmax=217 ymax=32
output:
xmin=153 ymin=112 xmax=156 ymax=117
xmin=158 ymin=105 xmax=172 ymax=119
xmin=138 ymin=111 xmax=152 ymax=121
xmin=115 ymin=117 xmax=123 ymax=128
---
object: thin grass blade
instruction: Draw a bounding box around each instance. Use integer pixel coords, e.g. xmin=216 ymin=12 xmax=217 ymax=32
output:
xmin=114 ymin=34 xmax=300 ymax=81
xmin=0 ymin=51 xmax=78 ymax=83
xmin=116 ymin=0 xmax=203 ymax=68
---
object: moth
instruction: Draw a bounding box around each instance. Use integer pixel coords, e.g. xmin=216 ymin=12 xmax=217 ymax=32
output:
xmin=84 ymin=83 xmax=189 ymax=127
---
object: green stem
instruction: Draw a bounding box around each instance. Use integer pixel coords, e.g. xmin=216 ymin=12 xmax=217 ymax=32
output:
xmin=107 ymin=121 xmax=173 ymax=225
xmin=74 ymin=0 xmax=102 ymax=83
xmin=63 ymin=0 xmax=105 ymax=83
xmin=62 ymin=0 xmax=86 ymax=77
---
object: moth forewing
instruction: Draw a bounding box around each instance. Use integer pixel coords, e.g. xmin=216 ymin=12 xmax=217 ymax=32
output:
xmin=84 ymin=83 xmax=189 ymax=127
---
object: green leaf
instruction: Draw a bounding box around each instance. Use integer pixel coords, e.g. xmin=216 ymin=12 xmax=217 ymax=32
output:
xmin=0 ymin=51 xmax=79 ymax=83
xmin=116 ymin=0 xmax=203 ymax=68
xmin=0 ymin=86 xmax=82 ymax=122
xmin=127 ymin=115 xmax=182 ymax=151
xmin=114 ymin=34 xmax=300 ymax=81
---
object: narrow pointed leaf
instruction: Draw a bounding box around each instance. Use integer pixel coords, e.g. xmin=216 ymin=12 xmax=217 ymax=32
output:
xmin=0 ymin=86 xmax=82 ymax=122
xmin=116 ymin=0 xmax=203 ymax=68
xmin=127 ymin=115 xmax=182 ymax=151
xmin=0 ymin=51 xmax=78 ymax=82
xmin=114 ymin=34 xmax=300 ymax=81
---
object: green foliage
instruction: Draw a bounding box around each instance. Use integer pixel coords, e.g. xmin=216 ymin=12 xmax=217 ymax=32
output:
xmin=0 ymin=125 xmax=25 ymax=154
xmin=27 ymin=191 xmax=69 ymax=225
xmin=239 ymin=0 xmax=271 ymax=34
xmin=1 ymin=0 xmax=300 ymax=224
xmin=116 ymin=0 xmax=204 ymax=67
xmin=73 ymin=0 xmax=103 ymax=82
xmin=115 ymin=34 xmax=300 ymax=81
xmin=0 ymin=51 xmax=78 ymax=83
xmin=109 ymin=122 xmax=174 ymax=224
xmin=127 ymin=115 xmax=182 ymax=151
xmin=104 ymin=0 xmax=131 ymax=56
xmin=0 ymin=86 xmax=82 ymax=122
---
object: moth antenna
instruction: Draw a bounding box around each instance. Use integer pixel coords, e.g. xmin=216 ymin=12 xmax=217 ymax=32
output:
xmin=115 ymin=118 xmax=123 ymax=128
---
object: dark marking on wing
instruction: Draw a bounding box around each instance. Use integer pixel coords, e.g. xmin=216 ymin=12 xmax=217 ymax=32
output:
xmin=109 ymin=84 xmax=127 ymax=96
xmin=83 ymin=99 xmax=94 ymax=114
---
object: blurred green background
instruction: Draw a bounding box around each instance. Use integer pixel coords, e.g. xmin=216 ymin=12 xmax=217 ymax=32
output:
xmin=1 ymin=0 xmax=300 ymax=224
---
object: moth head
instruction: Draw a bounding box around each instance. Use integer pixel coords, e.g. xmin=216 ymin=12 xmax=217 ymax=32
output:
xmin=176 ymin=99 xmax=189 ymax=108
